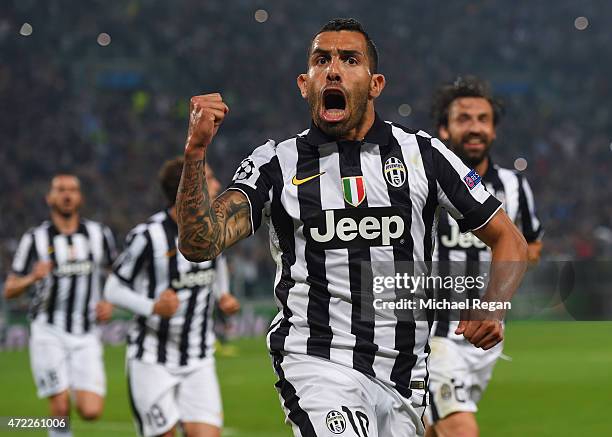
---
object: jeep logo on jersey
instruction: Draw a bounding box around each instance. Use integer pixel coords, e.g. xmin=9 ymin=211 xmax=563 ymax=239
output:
xmin=384 ymin=157 xmax=407 ymax=188
xmin=342 ymin=176 xmax=366 ymax=206
xmin=171 ymin=269 xmax=215 ymax=290
xmin=440 ymin=222 xmax=487 ymax=249
xmin=326 ymin=410 xmax=346 ymax=434
xmin=307 ymin=208 xmax=406 ymax=249
xmin=55 ymin=260 xmax=93 ymax=277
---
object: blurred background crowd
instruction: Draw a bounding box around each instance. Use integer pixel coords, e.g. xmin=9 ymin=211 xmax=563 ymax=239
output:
xmin=2 ymin=0 xmax=612 ymax=298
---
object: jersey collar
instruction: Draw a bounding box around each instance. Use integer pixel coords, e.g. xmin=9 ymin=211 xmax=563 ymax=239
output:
xmin=48 ymin=218 xmax=86 ymax=236
xmin=481 ymin=155 xmax=496 ymax=181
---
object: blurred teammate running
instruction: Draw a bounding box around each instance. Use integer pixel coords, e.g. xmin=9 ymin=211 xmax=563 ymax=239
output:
xmin=105 ymin=158 xmax=239 ymax=437
xmin=4 ymin=174 xmax=116 ymax=437
xmin=425 ymin=76 xmax=543 ymax=437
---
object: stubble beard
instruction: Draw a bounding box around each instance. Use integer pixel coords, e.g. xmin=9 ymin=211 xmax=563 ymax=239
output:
xmin=450 ymin=134 xmax=493 ymax=168
xmin=51 ymin=203 xmax=77 ymax=219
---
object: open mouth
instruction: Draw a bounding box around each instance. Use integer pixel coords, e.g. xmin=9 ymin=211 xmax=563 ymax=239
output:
xmin=321 ymin=88 xmax=347 ymax=123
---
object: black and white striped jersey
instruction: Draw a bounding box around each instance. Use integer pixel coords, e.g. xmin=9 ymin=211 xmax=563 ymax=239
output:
xmin=432 ymin=159 xmax=543 ymax=339
xmin=11 ymin=219 xmax=116 ymax=335
xmin=111 ymin=210 xmax=228 ymax=368
xmin=227 ymin=115 xmax=502 ymax=400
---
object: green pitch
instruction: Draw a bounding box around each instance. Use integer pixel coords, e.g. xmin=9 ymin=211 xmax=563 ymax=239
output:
xmin=1 ymin=322 xmax=611 ymax=436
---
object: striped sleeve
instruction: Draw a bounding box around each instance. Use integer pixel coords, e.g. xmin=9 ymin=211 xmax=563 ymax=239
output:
xmin=430 ymin=138 xmax=502 ymax=233
xmin=112 ymin=226 xmax=152 ymax=287
xmin=102 ymin=225 xmax=117 ymax=267
xmin=226 ymin=140 xmax=277 ymax=234
xmin=516 ymin=174 xmax=543 ymax=242
xmin=11 ymin=230 xmax=38 ymax=275
xmin=212 ymin=254 xmax=230 ymax=299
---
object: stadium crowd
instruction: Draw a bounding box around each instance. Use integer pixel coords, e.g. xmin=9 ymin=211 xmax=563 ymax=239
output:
xmin=2 ymin=0 xmax=612 ymax=291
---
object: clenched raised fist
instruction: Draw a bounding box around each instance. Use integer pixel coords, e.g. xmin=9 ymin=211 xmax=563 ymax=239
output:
xmin=185 ymin=93 xmax=229 ymax=153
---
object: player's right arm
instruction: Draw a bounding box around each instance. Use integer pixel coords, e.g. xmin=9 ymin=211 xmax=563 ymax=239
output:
xmin=3 ymin=231 xmax=52 ymax=299
xmin=176 ymin=94 xmax=252 ymax=262
xmin=104 ymin=228 xmax=179 ymax=318
xmin=4 ymin=262 xmax=52 ymax=299
xmin=516 ymin=175 xmax=544 ymax=265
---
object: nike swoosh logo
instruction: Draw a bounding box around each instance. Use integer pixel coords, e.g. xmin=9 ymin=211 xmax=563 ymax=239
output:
xmin=292 ymin=172 xmax=326 ymax=186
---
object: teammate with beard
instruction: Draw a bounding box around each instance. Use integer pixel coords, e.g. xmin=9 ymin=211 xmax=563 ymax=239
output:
xmin=175 ymin=19 xmax=528 ymax=437
xmin=425 ymin=76 xmax=543 ymax=437
xmin=4 ymin=174 xmax=116 ymax=437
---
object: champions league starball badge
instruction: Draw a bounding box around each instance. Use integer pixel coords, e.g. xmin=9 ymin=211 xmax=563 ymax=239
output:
xmin=233 ymin=158 xmax=255 ymax=181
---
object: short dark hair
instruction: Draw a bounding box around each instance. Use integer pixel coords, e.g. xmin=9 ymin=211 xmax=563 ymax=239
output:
xmin=158 ymin=157 xmax=184 ymax=206
xmin=49 ymin=173 xmax=81 ymax=191
xmin=431 ymin=75 xmax=504 ymax=129
xmin=310 ymin=18 xmax=379 ymax=73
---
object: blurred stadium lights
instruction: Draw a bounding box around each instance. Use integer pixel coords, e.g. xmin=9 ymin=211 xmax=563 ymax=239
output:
xmin=492 ymin=81 xmax=531 ymax=96
xmin=95 ymin=67 xmax=143 ymax=89
xmin=398 ymin=103 xmax=412 ymax=117
xmin=19 ymin=23 xmax=33 ymax=36
xmin=574 ymin=16 xmax=589 ymax=30
xmin=97 ymin=32 xmax=111 ymax=46
xmin=514 ymin=157 xmax=528 ymax=171
xmin=254 ymin=9 xmax=269 ymax=23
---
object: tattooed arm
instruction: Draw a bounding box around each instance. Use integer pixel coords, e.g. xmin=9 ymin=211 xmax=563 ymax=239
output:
xmin=176 ymin=93 xmax=253 ymax=262
xmin=177 ymin=160 xmax=251 ymax=261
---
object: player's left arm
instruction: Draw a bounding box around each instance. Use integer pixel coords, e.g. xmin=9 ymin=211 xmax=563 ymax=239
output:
xmin=516 ymin=174 xmax=544 ymax=264
xmin=213 ymin=255 xmax=240 ymax=315
xmin=102 ymin=225 xmax=118 ymax=269
xmin=462 ymin=210 xmax=528 ymax=349
xmin=429 ymin=137 xmax=528 ymax=349
xmin=97 ymin=224 xmax=118 ymax=321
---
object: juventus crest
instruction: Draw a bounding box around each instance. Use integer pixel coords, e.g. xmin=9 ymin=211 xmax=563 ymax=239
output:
xmin=383 ymin=157 xmax=407 ymax=188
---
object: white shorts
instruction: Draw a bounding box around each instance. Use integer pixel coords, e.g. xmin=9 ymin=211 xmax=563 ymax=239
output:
xmin=425 ymin=336 xmax=503 ymax=423
xmin=127 ymin=358 xmax=223 ymax=437
xmin=29 ymin=321 xmax=106 ymax=399
xmin=272 ymin=353 xmax=426 ymax=437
